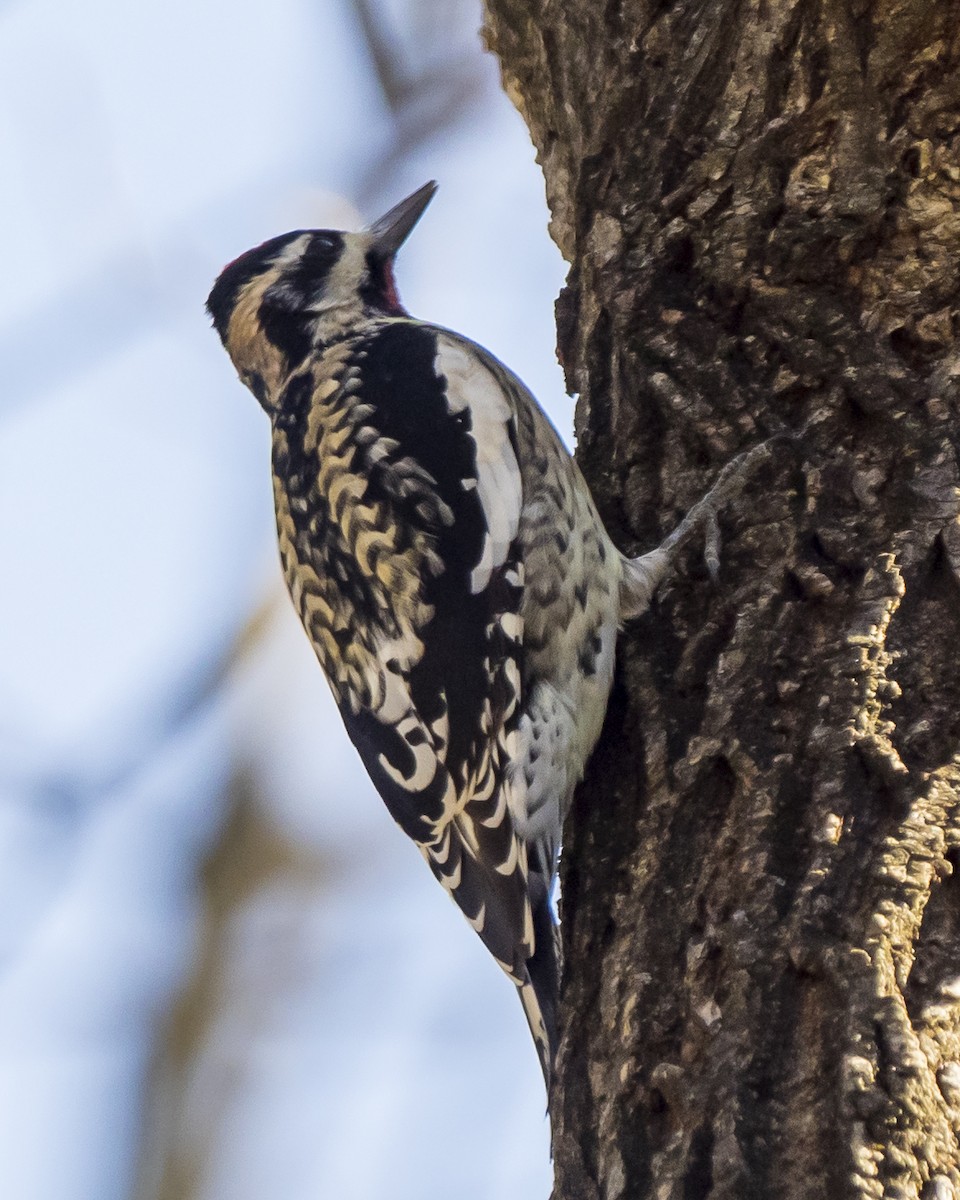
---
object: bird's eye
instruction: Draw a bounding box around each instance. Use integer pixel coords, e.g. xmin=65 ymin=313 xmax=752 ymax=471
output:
xmin=300 ymin=233 xmax=343 ymax=278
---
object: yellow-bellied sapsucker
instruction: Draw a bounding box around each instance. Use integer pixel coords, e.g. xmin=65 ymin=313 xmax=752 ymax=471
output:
xmin=207 ymin=182 xmax=752 ymax=1086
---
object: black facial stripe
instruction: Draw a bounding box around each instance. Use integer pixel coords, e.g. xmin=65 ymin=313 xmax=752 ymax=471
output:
xmin=255 ymin=232 xmax=347 ymax=368
xmin=276 ymin=232 xmax=344 ymax=304
xmin=206 ymin=230 xmax=347 ymax=346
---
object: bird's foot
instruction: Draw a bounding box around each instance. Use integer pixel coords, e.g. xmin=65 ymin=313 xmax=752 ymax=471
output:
xmin=619 ymin=436 xmax=783 ymax=620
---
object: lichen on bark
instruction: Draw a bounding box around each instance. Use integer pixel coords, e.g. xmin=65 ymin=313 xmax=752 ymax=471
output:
xmin=484 ymin=1 xmax=960 ymax=1196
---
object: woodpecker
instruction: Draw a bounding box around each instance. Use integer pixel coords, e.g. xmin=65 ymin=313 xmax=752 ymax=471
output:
xmin=207 ymin=182 xmax=761 ymax=1087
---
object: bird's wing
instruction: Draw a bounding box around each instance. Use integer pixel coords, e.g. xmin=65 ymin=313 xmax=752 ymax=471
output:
xmin=314 ymin=323 xmax=535 ymax=980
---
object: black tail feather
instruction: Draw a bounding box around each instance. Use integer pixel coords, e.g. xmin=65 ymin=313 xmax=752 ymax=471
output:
xmin=520 ymin=871 xmax=561 ymax=1089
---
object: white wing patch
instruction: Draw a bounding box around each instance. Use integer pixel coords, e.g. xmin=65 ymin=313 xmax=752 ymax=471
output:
xmin=434 ymin=336 xmax=523 ymax=592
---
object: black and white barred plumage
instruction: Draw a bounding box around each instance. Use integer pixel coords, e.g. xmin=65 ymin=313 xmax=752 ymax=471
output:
xmin=207 ymin=183 xmax=723 ymax=1084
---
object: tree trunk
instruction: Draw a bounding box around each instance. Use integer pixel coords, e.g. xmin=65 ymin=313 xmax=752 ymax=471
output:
xmin=483 ymin=2 xmax=960 ymax=1197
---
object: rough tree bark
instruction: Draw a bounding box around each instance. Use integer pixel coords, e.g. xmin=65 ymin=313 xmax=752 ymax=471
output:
xmin=484 ymin=2 xmax=960 ymax=1197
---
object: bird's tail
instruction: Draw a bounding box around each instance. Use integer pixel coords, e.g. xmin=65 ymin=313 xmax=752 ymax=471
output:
xmin=517 ymin=872 xmax=561 ymax=1090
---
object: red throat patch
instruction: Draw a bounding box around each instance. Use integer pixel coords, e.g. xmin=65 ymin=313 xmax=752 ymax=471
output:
xmin=380 ymin=259 xmax=405 ymax=314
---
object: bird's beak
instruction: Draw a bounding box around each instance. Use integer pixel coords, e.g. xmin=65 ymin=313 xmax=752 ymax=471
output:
xmin=367 ymin=181 xmax=437 ymax=260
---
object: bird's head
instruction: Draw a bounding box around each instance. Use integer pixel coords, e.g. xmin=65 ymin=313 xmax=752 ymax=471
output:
xmin=206 ymin=181 xmax=437 ymax=410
